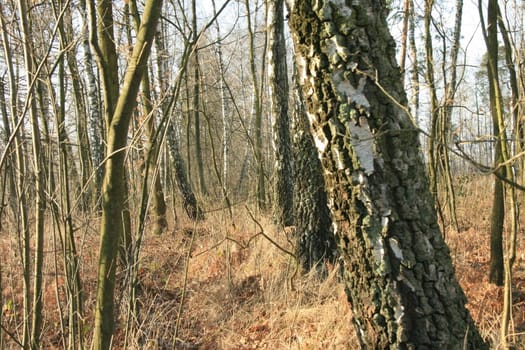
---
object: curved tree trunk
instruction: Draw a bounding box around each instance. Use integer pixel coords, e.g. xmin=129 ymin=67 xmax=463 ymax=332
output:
xmin=287 ymin=0 xmax=487 ymax=348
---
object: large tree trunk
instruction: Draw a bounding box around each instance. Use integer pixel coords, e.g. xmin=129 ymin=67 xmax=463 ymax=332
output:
xmin=292 ymin=66 xmax=337 ymax=272
xmin=268 ymin=0 xmax=294 ymax=227
xmin=287 ymin=0 xmax=487 ymax=348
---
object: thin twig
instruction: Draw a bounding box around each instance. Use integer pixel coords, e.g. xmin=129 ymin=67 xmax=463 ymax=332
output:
xmin=245 ymin=206 xmax=299 ymax=291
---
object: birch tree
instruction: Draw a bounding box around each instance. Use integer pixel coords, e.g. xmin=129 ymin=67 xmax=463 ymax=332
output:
xmin=287 ymin=0 xmax=487 ymax=347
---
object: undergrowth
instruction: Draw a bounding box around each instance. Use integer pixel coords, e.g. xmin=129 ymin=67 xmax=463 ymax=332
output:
xmin=1 ymin=176 xmax=524 ymax=349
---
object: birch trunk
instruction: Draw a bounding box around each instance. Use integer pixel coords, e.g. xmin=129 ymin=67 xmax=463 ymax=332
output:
xmin=287 ymin=0 xmax=487 ymax=347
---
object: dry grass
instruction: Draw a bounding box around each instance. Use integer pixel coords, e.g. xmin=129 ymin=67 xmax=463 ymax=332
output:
xmin=1 ymin=175 xmax=525 ymax=349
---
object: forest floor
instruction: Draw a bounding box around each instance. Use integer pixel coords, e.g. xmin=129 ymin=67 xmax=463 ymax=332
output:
xmin=1 ymin=175 xmax=525 ymax=349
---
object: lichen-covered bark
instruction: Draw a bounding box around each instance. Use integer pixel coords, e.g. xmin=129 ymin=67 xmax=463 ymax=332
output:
xmin=287 ymin=0 xmax=487 ymax=348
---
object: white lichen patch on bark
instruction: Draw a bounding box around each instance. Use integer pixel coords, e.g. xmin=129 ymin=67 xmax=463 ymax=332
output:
xmin=332 ymin=70 xmax=370 ymax=108
xmin=381 ymin=215 xmax=389 ymax=235
xmin=309 ymin=115 xmax=329 ymax=153
xmin=389 ymin=237 xmax=404 ymax=260
xmin=394 ymin=303 xmax=405 ymax=324
xmin=347 ymin=118 xmax=375 ymax=175
xmin=324 ymin=35 xmax=350 ymax=62
xmin=333 ymin=146 xmax=346 ymax=170
xmin=373 ymin=239 xmax=387 ymax=276
xmin=295 ymin=55 xmax=310 ymax=92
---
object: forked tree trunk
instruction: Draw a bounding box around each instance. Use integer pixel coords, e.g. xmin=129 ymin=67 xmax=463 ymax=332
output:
xmin=88 ymin=0 xmax=163 ymax=348
xmin=287 ymin=0 xmax=487 ymax=348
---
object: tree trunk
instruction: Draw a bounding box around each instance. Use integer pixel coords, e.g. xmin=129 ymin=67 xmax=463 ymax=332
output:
xmin=292 ymin=66 xmax=337 ymax=273
xmin=482 ymin=0 xmax=507 ymax=287
xmin=88 ymin=0 xmax=162 ymax=348
xmin=54 ymin=32 xmax=84 ymax=349
xmin=16 ymin=1 xmax=47 ymax=347
xmin=60 ymin=1 xmax=94 ymax=211
xmin=268 ymin=0 xmax=294 ymax=227
xmin=245 ymin=0 xmax=267 ymax=210
xmin=287 ymin=0 xmax=487 ymax=348
xmin=192 ymin=0 xmax=208 ymax=197
xmin=167 ymin=122 xmax=205 ymax=221
xmin=0 ymin=6 xmax=31 ymax=348
xmin=408 ymin=0 xmax=419 ymax=125
xmin=212 ymin=0 xmax=231 ymax=199
xmin=129 ymin=0 xmax=168 ymax=235
xmin=80 ymin=0 xmax=104 ymax=196
xmin=154 ymin=28 xmax=204 ymax=222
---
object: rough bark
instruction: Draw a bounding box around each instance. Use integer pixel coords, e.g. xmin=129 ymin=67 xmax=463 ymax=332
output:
xmin=482 ymin=0 xmax=506 ymax=287
xmin=292 ymin=67 xmax=337 ymax=272
xmin=167 ymin=122 xmax=205 ymax=221
xmin=268 ymin=0 xmax=294 ymax=227
xmin=287 ymin=0 xmax=487 ymax=348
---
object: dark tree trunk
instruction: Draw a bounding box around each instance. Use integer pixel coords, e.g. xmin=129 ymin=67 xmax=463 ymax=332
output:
xmin=287 ymin=0 xmax=487 ymax=348
xmin=292 ymin=67 xmax=337 ymax=273
xmin=166 ymin=123 xmax=204 ymax=221
xmin=268 ymin=0 xmax=294 ymax=227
